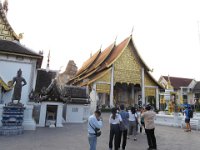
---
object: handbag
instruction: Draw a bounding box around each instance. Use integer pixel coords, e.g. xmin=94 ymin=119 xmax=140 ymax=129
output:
xmin=89 ymin=122 xmax=101 ymax=137
xmin=120 ymin=121 xmax=126 ymax=131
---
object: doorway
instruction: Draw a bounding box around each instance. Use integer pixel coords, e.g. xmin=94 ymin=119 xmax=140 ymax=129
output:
xmin=45 ymin=105 xmax=58 ymax=127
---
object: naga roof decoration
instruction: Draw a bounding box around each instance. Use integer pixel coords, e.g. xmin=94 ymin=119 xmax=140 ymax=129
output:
xmin=0 ymin=76 xmax=12 ymax=91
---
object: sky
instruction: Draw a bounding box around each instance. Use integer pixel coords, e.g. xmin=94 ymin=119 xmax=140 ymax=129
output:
xmin=4 ymin=0 xmax=200 ymax=80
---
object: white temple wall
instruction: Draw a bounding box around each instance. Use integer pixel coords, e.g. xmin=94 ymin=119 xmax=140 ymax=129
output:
xmin=0 ymin=55 xmax=37 ymax=104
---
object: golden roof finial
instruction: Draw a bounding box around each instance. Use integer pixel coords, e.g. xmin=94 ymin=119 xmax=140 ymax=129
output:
xmin=167 ymin=74 xmax=173 ymax=89
xmin=131 ymin=26 xmax=134 ymax=36
xmin=114 ymin=36 xmax=118 ymax=45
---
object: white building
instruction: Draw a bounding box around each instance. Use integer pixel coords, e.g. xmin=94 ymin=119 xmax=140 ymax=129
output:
xmin=159 ymin=76 xmax=196 ymax=105
xmin=0 ymin=1 xmax=43 ymax=130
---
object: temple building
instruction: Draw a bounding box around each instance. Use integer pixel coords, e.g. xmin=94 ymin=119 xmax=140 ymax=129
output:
xmin=69 ymin=35 xmax=163 ymax=110
xmin=159 ymin=76 xmax=196 ymax=105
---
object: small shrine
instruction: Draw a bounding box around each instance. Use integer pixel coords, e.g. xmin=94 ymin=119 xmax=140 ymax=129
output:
xmin=31 ymin=61 xmax=90 ymax=127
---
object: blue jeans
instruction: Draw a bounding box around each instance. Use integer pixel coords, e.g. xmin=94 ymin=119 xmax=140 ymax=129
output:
xmin=88 ymin=134 xmax=97 ymax=150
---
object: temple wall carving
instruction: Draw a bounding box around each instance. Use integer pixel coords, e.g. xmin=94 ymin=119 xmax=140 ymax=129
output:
xmin=114 ymin=44 xmax=141 ymax=84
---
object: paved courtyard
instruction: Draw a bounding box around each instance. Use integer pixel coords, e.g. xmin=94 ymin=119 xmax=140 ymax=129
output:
xmin=0 ymin=113 xmax=199 ymax=150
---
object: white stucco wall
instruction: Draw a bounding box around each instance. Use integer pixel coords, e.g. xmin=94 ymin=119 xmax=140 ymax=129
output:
xmin=0 ymin=55 xmax=38 ymax=104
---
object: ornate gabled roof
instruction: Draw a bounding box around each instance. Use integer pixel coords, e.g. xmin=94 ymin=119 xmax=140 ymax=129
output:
xmin=76 ymin=49 xmax=101 ymax=76
xmin=162 ymin=76 xmax=194 ymax=90
xmin=71 ymin=35 xmax=153 ymax=86
xmin=0 ymin=2 xmax=20 ymax=41
xmin=88 ymin=43 xmax=114 ymax=71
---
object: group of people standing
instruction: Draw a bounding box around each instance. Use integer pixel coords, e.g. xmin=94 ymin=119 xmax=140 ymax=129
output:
xmin=88 ymin=104 xmax=157 ymax=150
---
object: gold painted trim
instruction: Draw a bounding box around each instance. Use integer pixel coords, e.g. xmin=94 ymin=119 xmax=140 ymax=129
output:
xmin=87 ymin=68 xmax=111 ymax=85
xmin=106 ymin=36 xmax=131 ymax=68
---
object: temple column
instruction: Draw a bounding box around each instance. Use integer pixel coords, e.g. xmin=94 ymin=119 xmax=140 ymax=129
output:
xmin=110 ymin=65 xmax=114 ymax=107
xmin=156 ymin=87 xmax=159 ymax=110
xmin=141 ymin=68 xmax=145 ymax=105
xmin=131 ymin=85 xmax=135 ymax=105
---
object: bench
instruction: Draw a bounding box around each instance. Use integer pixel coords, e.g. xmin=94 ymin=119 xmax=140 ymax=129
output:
xmin=181 ymin=118 xmax=199 ymax=131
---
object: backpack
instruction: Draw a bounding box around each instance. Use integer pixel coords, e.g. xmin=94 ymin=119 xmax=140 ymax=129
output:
xmin=188 ymin=109 xmax=193 ymax=118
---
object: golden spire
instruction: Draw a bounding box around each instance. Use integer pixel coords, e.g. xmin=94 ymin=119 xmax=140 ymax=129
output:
xmin=46 ymin=50 xmax=50 ymax=72
xmin=130 ymin=26 xmax=134 ymax=36
xmin=167 ymin=75 xmax=173 ymax=89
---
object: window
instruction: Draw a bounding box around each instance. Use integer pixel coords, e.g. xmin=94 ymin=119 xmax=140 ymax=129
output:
xmin=72 ymin=108 xmax=78 ymax=112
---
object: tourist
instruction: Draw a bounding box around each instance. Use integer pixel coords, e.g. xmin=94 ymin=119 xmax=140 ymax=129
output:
xmin=140 ymin=108 xmax=145 ymax=133
xmin=128 ymin=107 xmax=138 ymax=141
xmin=119 ymin=104 xmax=129 ymax=150
xmin=88 ymin=110 xmax=103 ymax=150
xmin=183 ymin=105 xmax=192 ymax=132
xmin=109 ymin=107 xmax=122 ymax=150
xmin=141 ymin=105 xmax=157 ymax=150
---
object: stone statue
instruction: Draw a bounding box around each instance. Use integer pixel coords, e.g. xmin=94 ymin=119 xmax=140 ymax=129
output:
xmin=12 ymin=69 xmax=27 ymax=102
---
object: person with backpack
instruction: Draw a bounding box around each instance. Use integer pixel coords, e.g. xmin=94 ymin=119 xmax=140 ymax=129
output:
xmin=183 ymin=105 xmax=193 ymax=132
xmin=88 ymin=110 xmax=103 ymax=150
xmin=118 ymin=104 xmax=129 ymax=150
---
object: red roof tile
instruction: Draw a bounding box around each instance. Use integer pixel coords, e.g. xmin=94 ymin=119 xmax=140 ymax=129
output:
xmin=163 ymin=76 xmax=193 ymax=89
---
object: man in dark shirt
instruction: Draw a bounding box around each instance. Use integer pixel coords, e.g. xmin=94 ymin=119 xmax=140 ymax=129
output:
xmin=119 ymin=104 xmax=129 ymax=150
xmin=183 ymin=106 xmax=191 ymax=132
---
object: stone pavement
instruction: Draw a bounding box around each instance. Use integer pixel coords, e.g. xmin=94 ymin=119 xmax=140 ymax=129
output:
xmin=0 ymin=113 xmax=199 ymax=150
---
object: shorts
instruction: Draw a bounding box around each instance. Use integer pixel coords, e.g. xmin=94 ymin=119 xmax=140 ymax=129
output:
xmin=185 ymin=118 xmax=190 ymax=123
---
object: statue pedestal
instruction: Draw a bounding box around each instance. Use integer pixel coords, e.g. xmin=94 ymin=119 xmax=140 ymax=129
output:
xmin=23 ymin=104 xmax=36 ymax=130
xmin=0 ymin=104 xmax=3 ymax=127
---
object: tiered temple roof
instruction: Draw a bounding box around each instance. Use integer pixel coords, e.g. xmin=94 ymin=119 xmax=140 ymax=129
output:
xmin=69 ymin=35 xmax=161 ymax=88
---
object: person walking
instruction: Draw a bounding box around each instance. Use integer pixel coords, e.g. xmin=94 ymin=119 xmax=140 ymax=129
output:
xmin=88 ymin=110 xmax=103 ymax=150
xmin=109 ymin=107 xmax=122 ymax=150
xmin=139 ymin=108 xmax=145 ymax=133
xmin=119 ymin=105 xmax=129 ymax=150
xmin=141 ymin=105 xmax=157 ymax=150
xmin=183 ymin=105 xmax=192 ymax=132
xmin=128 ymin=107 xmax=138 ymax=141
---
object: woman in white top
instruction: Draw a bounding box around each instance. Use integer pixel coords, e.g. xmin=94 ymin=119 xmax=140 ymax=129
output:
xmin=128 ymin=107 xmax=138 ymax=141
xmin=109 ymin=107 xmax=122 ymax=150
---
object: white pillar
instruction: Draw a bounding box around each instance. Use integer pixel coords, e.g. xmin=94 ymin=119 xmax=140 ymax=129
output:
xmin=110 ymin=65 xmax=114 ymax=107
xmin=156 ymin=87 xmax=159 ymax=110
xmin=141 ymin=68 xmax=145 ymax=105
xmin=23 ymin=104 xmax=36 ymax=130
xmin=131 ymin=85 xmax=135 ymax=105
xmin=38 ymin=103 xmax=47 ymax=127
xmin=56 ymin=104 xmax=63 ymax=127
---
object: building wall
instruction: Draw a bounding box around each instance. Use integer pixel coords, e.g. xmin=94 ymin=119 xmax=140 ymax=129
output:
xmin=0 ymin=54 xmax=38 ymax=104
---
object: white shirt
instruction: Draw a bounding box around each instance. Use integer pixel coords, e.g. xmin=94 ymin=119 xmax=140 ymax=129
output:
xmin=109 ymin=114 xmax=122 ymax=124
xmin=128 ymin=112 xmax=137 ymax=121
